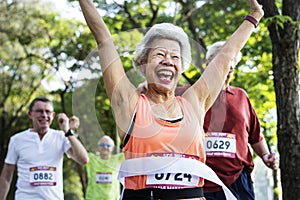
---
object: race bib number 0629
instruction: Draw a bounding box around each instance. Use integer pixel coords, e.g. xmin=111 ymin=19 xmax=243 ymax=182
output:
xmin=205 ymin=132 xmax=236 ymax=158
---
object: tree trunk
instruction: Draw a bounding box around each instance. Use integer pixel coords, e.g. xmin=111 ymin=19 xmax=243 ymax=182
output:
xmin=261 ymin=0 xmax=300 ymax=199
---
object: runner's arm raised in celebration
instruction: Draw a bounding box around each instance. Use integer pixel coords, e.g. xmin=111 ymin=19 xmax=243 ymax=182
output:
xmin=183 ymin=0 xmax=264 ymax=113
xmin=79 ymin=0 xmax=138 ymax=139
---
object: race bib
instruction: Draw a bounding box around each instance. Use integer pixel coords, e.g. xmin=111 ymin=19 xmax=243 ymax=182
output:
xmin=145 ymin=153 xmax=200 ymax=189
xmin=205 ymin=132 xmax=236 ymax=158
xmin=146 ymin=172 xmax=199 ymax=189
xmin=29 ymin=166 xmax=57 ymax=186
xmin=96 ymin=172 xmax=112 ymax=184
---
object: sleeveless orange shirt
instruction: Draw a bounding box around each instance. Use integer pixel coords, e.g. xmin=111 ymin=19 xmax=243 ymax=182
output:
xmin=123 ymin=94 xmax=206 ymax=189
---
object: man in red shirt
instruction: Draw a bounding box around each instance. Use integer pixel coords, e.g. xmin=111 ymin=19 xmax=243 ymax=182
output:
xmin=193 ymin=41 xmax=279 ymax=200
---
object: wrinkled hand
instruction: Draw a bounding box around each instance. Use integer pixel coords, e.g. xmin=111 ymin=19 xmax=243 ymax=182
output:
xmin=57 ymin=113 xmax=70 ymax=133
xmin=262 ymin=153 xmax=280 ymax=170
xmin=69 ymin=116 xmax=80 ymax=130
xmin=249 ymin=0 xmax=264 ymax=21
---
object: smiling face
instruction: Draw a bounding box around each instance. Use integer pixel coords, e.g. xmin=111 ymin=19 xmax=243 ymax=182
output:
xmin=28 ymin=101 xmax=55 ymax=135
xmin=143 ymin=39 xmax=182 ymax=92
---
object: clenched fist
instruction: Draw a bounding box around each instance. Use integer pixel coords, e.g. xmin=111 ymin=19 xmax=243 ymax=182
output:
xmin=57 ymin=113 xmax=80 ymax=133
xmin=69 ymin=116 xmax=80 ymax=130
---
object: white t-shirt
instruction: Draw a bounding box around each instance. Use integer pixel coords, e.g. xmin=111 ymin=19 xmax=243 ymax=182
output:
xmin=5 ymin=128 xmax=71 ymax=200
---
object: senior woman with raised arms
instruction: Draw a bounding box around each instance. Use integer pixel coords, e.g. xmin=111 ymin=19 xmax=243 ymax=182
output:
xmin=78 ymin=0 xmax=264 ymax=199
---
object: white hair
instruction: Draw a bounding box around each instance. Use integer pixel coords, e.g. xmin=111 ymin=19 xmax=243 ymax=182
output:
xmin=98 ymin=135 xmax=115 ymax=146
xmin=206 ymin=41 xmax=242 ymax=65
xmin=132 ymin=23 xmax=192 ymax=73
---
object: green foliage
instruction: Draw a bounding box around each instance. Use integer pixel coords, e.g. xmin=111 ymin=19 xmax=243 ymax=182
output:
xmin=194 ymin=0 xmax=248 ymax=43
xmin=63 ymin=157 xmax=84 ymax=200
xmin=265 ymin=15 xmax=300 ymax=30
xmin=0 ymin=1 xmax=56 ymax=145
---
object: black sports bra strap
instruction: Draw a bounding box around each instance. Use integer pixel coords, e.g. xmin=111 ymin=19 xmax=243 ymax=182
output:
xmin=122 ymin=112 xmax=136 ymax=147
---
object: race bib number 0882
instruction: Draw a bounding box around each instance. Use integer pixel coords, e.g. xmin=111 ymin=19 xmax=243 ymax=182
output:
xmin=29 ymin=166 xmax=57 ymax=186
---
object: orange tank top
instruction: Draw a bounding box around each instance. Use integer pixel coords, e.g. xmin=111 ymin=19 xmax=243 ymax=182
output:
xmin=122 ymin=94 xmax=206 ymax=189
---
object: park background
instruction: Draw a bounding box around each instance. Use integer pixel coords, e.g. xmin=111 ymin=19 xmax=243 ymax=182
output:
xmin=0 ymin=0 xmax=299 ymax=199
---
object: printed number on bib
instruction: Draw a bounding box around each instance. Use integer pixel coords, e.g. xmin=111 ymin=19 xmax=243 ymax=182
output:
xmin=96 ymin=172 xmax=112 ymax=184
xmin=205 ymin=132 xmax=236 ymax=158
xmin=146 ymin=172 xmax=199 ymax=189
xmin=29 ymin=166 xmax=57 ymax=186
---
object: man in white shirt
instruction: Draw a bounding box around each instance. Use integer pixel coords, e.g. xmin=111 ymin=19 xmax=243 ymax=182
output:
xmin=0 ymin=97 xmax=89 ymax=200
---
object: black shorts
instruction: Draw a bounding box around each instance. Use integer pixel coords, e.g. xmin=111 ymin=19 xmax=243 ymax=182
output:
xmin=122 ymin=187 xmax=204 ymax=200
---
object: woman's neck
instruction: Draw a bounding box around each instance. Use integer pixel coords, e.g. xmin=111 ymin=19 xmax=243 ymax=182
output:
xmin=146 ymin=92 xmax=182 ymax=119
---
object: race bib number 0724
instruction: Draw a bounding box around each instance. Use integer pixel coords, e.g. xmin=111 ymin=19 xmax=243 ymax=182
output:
xmin=146 ymin=172 xmax=199 ymax=189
